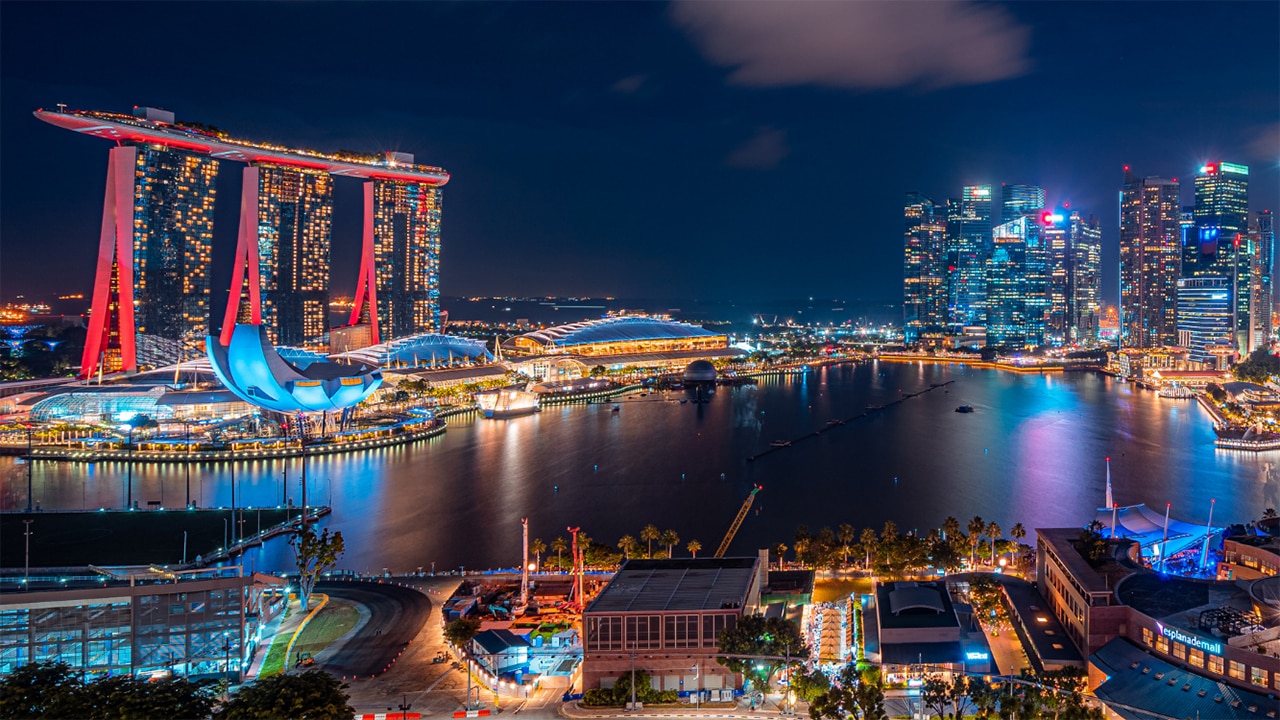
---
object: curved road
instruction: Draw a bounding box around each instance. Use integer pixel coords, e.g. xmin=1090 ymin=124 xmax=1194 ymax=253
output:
xmin=315 ymin=580 xmax=432 ymax=677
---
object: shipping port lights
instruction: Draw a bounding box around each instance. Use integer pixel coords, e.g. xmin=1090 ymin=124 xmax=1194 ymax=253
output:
xmin=35 ymin=107 xmax=448 ymax=378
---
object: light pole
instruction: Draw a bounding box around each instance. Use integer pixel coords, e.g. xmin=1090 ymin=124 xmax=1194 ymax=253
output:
xmin=630 ymin=653 xmax=637 ymax=710
xmin=126 ymin=425 xmax=135 ymax=510
xmin=24 ymin=423 xmax=33 ymax=513
xmin=692 ymin=662 xmax=701 ymax=711
xmin=396 ymin=693 xmax=412 ymax=718
xmin=223 ymin=632 xmax=233 ymax=699
xmin=23 ymin=520 xmax=33 ymax=583
xmin=184 ymin=422 xmax=192 ymax=508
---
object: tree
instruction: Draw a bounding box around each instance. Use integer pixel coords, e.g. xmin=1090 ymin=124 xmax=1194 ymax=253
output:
xmin=291 ymin=524 xmax=345 ymax=611
xmin=837 ymin=523 xmax=855 ymax=566
xmin=0 ymin=662 xmax=86 ymax=719
xmin=859 ymin=527 xmax=879 ymax=570
xmin=1265 ymin=508 xmax=1278 ymax=520
xmin=967 ymin=515 xmax=986 ymax=567
xmin=1009 ymin=522 xmax=1026 ymax=565
xmin=551 ymin=536 xmax=568 ymax=570
xmin=640 ymin=524 xmax=660 ymax=558
xmin=660 ymin=529 xmax=680 ymax=558
xmin=1234 ymin=348 xmax=1280 ymax=383
xmin=444 ymin=617 xmax=482 ymax=647
xmin=530 ymin=537 xmax=546 ymax=570
xmin=716 ymin=615 xmax=808 ymax=691
xmin=1077 ymin=520 xmax=1108 ymax=566
xmin=808 ymin=663 xmax=887 ymax=720
xmin=987 ymin=521 xmax=1002 ymax=566
xmin=687 ymin=539 xmax=702 ymax=558
xmin=920 ymin=676 xmax=952 ymax=719
xmin=790 ymin=668 xmax=831 ymax=703
xmin=775 ymin=543 xmax=788 ymax=568
xmin=82 ymin=675 xmax=218 ymax=720
xmin=590 ymin=365 xmax=607 ymax=379
xmin=617 ymin=535 xmax=638 ymax=559
xmin=215 ymin=669 xmax=353 ymax=719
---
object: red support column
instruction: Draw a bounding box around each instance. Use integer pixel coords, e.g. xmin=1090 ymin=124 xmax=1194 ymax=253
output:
xmin=79 ymin=146 xmax=138 ymax=379
xmin=348 ymin=181 xmax=380 ymax=345
xmin=220 ymin=167 xmax=263 ymax=346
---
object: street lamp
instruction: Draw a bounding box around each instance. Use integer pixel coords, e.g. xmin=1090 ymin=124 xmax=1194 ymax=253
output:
xmin=23 ymin=520 xmax=33 ymax=583
xmin=126 ymin=425 xmax=135 ymax=510
xmin=223 ymin=631 xmax=233 ymax=699
xmin=23 ymin=423 xmax=33 ymax=513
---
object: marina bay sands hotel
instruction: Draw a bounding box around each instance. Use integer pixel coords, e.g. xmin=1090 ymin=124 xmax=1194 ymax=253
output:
xmin=37 ymin=106 xmax=449 ymax=378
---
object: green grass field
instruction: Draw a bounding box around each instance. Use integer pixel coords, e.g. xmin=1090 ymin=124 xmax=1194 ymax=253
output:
xmin=288 ymin=600 xmax=360 ymax=665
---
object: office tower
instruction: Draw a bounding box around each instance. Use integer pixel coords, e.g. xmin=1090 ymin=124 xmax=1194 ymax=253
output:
xmin=986 ymin=216 xmax=1047 ymax=347
xmin=1070 ymin=212 xmax=1103 ymax=343
xmin=1193 ymin=162 xmax=1251 ymax=351
xmin=1251 ymin=210 xmax=1275 ymax=349
xmin=1119 ymin=170 xmax=1181 ymax=349
xmin=349 ymin=161 xmax=444 ymax=344
xmin=903 ymin=193 xmax=948 ymax=342
xmin=78 ymin=138 xmax=219 ymax=378
xmin=1176 ymin=277 xmax=1234 ymax=366
xmin=1001 ymin=183 xmax=1045 ymax=222
xmin=1043 ymin=211 xmax=1069 ymax=346
xmin=1179 ymin=208 xmax=1196 ymax=275
xmin=945 ymin=185 xmax=992 ymax=328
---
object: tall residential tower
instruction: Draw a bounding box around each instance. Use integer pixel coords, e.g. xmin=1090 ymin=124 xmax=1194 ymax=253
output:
xmin=903 ymin=193 xmax=948 ymax=342
xmin=1119 ymin=170 xmax=1181 ymax=349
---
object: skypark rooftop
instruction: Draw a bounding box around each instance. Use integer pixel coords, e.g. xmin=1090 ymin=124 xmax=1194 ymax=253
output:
xmin=35 ymin=107 xmax=449 ymax=185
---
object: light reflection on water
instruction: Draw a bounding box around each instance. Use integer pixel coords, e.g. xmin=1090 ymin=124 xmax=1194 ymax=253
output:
xmin=1 ymin=363 xmax=1265 ymax=573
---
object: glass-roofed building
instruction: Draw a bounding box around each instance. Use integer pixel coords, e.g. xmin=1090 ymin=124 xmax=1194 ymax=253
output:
xmin=506 ymin=316 xmax=728 ymax=357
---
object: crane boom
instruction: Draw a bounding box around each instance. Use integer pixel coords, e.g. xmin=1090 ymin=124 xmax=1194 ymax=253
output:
xmin=714 ymin=485 xmax=762 ymax=558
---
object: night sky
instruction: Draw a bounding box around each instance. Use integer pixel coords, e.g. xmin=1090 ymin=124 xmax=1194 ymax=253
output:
xmin=2 ymin=2 xmax=1276 ymax=310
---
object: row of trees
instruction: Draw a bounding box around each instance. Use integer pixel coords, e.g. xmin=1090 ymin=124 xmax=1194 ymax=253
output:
xmin=777 ymin=517 xmax=1028 ymax=576
xmin=524 ymin=528 xmax=706 ymax=573
xmin=918 ymin=668 xmax=1103 ymax=720
xmin=0 ymin=663 xmax=353 ymax=719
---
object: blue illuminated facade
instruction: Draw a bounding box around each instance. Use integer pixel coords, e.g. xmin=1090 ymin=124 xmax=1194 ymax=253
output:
xmin=206 ymin=324 xmax=381 ymax=413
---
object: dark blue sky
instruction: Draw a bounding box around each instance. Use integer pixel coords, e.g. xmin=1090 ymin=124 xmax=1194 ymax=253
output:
xmin=2 ymin=2 xmax=1276 ymax=307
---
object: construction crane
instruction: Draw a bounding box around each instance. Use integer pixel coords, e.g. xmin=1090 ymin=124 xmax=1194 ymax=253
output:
xmin=714 ymin=485 xmax=762 ymax=558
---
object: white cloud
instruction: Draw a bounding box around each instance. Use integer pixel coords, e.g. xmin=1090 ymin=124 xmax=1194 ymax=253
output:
xmin=726 ymin=127 xmax=789 ymax=169
xmin=671 ymin=0 xmax=1031 ymax=91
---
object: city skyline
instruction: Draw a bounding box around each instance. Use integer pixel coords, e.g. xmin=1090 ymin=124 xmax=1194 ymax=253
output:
xmin=2 ymin=2 xmax=1276 ymax=306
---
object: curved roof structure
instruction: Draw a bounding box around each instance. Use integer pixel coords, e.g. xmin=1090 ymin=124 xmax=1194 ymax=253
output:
xmin=1091 ymin=504 xmax=1223 ymax=561
xmin=888 ymin=586 xmax=947 ymax=615
xmin=513 ymin=316 xmax=719 ymax=349
xmin=206 ymin=324 xmax=382 ymax=413
xmin=36 ymin=108 xmax=449 ymax=185
xmin=341 ymin=333 xmax=493 ymax=368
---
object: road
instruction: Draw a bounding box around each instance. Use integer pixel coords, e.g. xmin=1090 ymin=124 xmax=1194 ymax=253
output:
xmin=316 ymin=579 xmax=432 ymax=678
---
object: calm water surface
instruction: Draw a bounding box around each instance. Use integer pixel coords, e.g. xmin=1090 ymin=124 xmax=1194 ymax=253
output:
xmin=1 ymin=362 xmax=1269 ymax=572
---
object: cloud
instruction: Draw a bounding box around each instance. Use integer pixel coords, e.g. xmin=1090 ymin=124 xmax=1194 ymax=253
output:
xmin=1247 ymin=122 xmax=1280 ymax=165
xmin=726 ymin=127 xmax=789 ymax=169
xmin=612 ymin=74 xmax=647 ymax=94
xmin=671 ymin=0 xmax=1031 ymax=91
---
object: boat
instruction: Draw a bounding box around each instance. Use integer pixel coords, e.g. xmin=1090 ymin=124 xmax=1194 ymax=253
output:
xmin=826 ymin=419 xmax=845 ymax=426
xmin=611 ymin=404 xmax=620 ymax=413
xmin=955 ymin=405 xmax=974 ymax=414
xmin=679 ymin=398 xmax=688 ymax=404
xmin=770 ymin=440 xmax=792 ymax=448
xmin=476 ymin=389 xmax=541 ymax=419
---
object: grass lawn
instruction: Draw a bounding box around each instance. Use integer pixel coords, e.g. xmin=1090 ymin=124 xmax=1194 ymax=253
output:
xmin=288 ymin=600 xmax=360 ymax=666
xmin=257 ymin=631 xmax=293 ymax=678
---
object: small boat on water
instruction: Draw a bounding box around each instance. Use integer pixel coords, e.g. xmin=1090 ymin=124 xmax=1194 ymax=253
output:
xmin=955 ymin=405 xmax=974 ymax=414
xmin=826 ymin=419 xmax=845 ymax=426
xmin=770 ymin=440 xmax=792 ymax=448
xmin=611 ymin=404 xmax=621 ymax=413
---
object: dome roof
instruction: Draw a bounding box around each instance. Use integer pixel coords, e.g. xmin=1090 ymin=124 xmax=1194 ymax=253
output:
xmin=514 ymin=316 xmax=717 ymax=348
xmin=683 ymin=359 xmax=717 ymax=382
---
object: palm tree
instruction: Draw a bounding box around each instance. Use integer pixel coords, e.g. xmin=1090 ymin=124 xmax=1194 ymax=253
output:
xmin=531 ymin=537 xmax=546 ymax=570
xmin=550 ymin=536 xmax=567 ymax=571
xmin=775 ymin=543 xmax=788 ymax=569
xmin=942 ymin=516 xmax=961 ymax=542
xmin=967 ymin=516 xmax=985 ymax=568
xmin=641 ymin=524 xmax=660 ymax=558
xmin=660 ymin=529 xmax=680 ymax=558
xmin=618 ymin=535 xmax=638 ymax=559
xmin=687 ymin=539 xmax=702 ymax=558
xmin=859 ymin=527 xmax=879 ymax=571
xmin=986 ymin=521 xmax=1001 ymax=566
xmin=1009 ymin=523 xmax=1026 ymax=565
xmin=837 ymin=523 xmax=855 ymax=566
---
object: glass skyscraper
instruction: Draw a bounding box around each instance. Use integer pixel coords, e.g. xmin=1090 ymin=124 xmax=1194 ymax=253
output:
xmin=1001 ymin=183 xmax=1045 ymax=223
xmin=903 ymin=192 xmax=948 ymax=342
xmin=1069 ymin=212 xmax=1103 ymax=343
xmin=1120 ymin=171 xmax=1181 ymax=348
xmin=1190 ymin=162 xmax=1251 ymax=352
xmin=986 ymin=216 xmax=1047 ymax=348
xmin=1176 ymin=277 xmax=1234 ymax=366
xmin=945 ymin=185 xmax=992 ymax=329
xmin=1251 ymin=209 xmax=1275 ymax=350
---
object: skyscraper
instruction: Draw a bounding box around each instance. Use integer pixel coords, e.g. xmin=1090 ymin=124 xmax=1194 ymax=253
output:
xmin=1001 ymin=183 xmax=1045 ymax=223
xmin=1119 ymin=170 xmax=1181 ymax=349
xmin=1192 ymin=162 xmax=1251 ymax=351
xmin=1069 ymin=212 xmax=1103 ymax=343
xmin=349 ymin=163 xmax=444 ymax=344
xmin=1251 ymin=209 xmax=1275 ymax=350
xmin=1043 ymin=210 xmax=1069 ymax=346
xmin=945 ymin=185 xmax=992 ymax=328
xmin=1176 ymin=277 xmax=1234 ymax=366
xmin=903 ymin=192 xmax=948 ymax=342
xmin=254 ymin=165 xmax=333 ymax=346
xmin=986 ymin=216 xmax=1047 ymax=348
